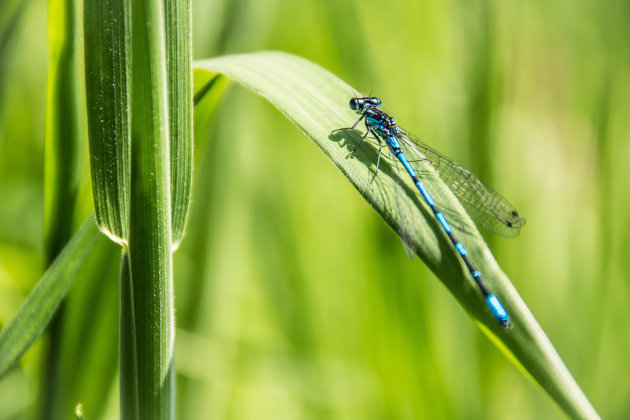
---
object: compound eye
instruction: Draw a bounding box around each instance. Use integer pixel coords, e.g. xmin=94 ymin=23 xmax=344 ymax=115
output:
xmin=370 ymin=97 xmax=382 ymax=107
xmin=349 ymin=98 xmax=359 ymax=111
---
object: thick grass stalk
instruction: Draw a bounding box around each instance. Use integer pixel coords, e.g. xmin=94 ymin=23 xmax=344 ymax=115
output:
xmin=84 ymin=0 xmax=188 ymax=415
xmin=125 ymin=0 xmax=174 ymax=417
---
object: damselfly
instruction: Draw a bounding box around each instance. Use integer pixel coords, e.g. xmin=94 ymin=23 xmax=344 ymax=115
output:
xmin=337 ymin=96 xmax=525 ymax=329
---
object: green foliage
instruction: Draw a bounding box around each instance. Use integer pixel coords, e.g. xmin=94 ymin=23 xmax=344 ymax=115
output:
xmin=165 ymin=0 xmax=193 ymax=246
xmin=0 ymin=215 xmax=100 ymax=380
xmin=84 ymin=0 xmax=191 ymax=416
xmin=1 ymin=0 xmax=628 ymax=419
xmin=83 ymin=0 xmax=131 ymax=242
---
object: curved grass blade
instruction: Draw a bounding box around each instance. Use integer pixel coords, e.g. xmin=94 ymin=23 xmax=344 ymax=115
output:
xmin=192 ymin=51 xmax=600 ymax=420
xmin=0 ymin=215 xmax=100 ymax=379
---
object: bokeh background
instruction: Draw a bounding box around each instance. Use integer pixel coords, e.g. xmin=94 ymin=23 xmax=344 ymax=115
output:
xmin=1 ymin=0 xmax=629 ymax=418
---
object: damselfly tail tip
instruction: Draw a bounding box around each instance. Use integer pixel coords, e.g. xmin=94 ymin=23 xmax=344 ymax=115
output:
xmin=499 ymin=318 xmax=512 ymax=330
xmin=486 ymin=294 xmax=511 ymax=331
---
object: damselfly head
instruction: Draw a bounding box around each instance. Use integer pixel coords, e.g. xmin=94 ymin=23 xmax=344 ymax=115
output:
xmin=349 ymin=97 xmax=361 ymax=111
xmin=349 ymin=96 xmax=382 ymax=113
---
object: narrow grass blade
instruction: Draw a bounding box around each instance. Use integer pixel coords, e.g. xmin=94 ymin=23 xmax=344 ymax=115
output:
xmin=50 ymin=237 xmax=121 ymax=419
xmin=84 ymin=0 xmax=131 ymax=243
xmin=192 ymin=71 xmax=229 ymax=149
xmin=192 ymin=51 xmax=600 ymax=420
xmin=0 ymin=215 xmax=100 ymax=379
xmin=165 ymin=0 xmax=193 ymax=247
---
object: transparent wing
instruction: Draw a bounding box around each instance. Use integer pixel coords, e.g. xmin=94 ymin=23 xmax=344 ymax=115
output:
xmin=397 ymin=128 xmax=526 ymax=238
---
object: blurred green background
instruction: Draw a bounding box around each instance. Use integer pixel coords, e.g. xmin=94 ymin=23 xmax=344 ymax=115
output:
xmin=1 ymin=0 xmax=628 ymax=418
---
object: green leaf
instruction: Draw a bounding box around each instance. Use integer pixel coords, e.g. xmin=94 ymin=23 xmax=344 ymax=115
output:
xmin=192 ymin=51 xmax=600 ymax=420
xmin=165 ymin=0 xmax=193 ymax=247
xmin=192 ymin=71 xmax=229 ymax=156
xmin=0 ymin=215 xmax=100 ymax=379
xmin=84 ymin=0 xmax=131 ymax=243
xmin=51 ymin=236 xmax=121 ymax=419
xmin=84 ymin=0 xmax=192 ymax=247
